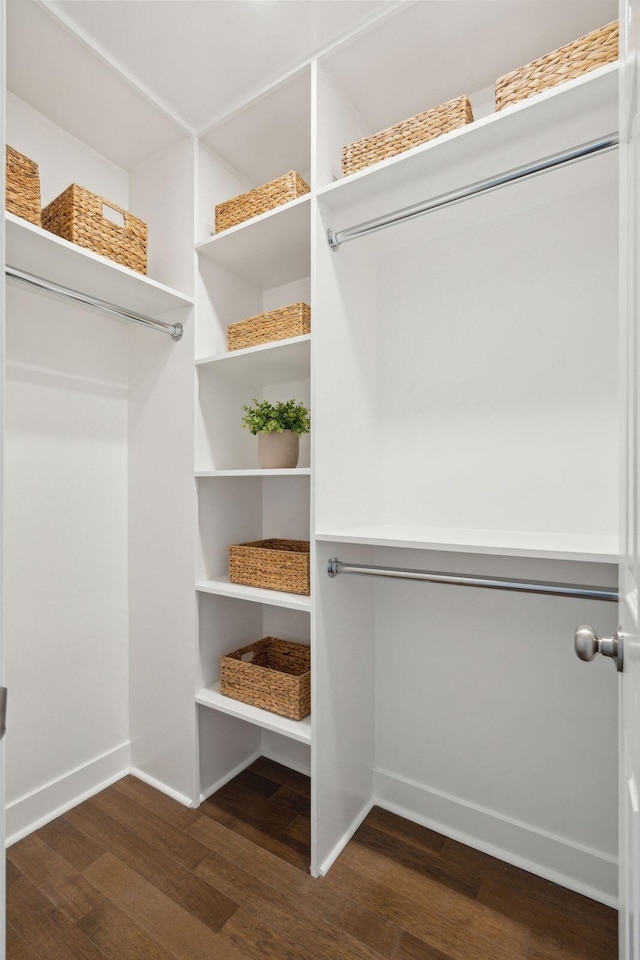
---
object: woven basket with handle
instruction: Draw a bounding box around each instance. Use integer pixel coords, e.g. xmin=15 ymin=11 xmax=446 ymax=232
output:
xmin=227 ymin=302 xmax=311 ymax=352
xmin=229 ymin=539 xmax=310 ymax=595
xmin=495 ymin=20 xmax=618 ymax=111
xmin=342 ymin=96 xmax=473 ymax=177
xmin=220 ymin=637 xmax=311 ymax=720
xmin=42 ymin=184 xmax=148 ymax=274
xmin=215 ymin=171 xmax=310 ymax=233
xmin=6 ymin=146 xmax=42 ymax=227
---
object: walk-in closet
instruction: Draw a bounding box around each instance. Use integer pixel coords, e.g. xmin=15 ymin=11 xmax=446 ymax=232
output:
xmin=2 ymin=1 xmax=638 ymax=958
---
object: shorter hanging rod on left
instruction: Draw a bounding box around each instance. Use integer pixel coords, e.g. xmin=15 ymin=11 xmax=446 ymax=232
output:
xmin=5 ymin=266 xmax=184 ymax=342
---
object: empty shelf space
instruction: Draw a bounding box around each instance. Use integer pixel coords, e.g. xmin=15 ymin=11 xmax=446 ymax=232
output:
xmin=196 ymin=334 xmax=310 ymax=385
xmin=196 ymin=195 xmax=311 ymax=287
xmin=315 ymin=525 xmax=619 ymax=563
xmin=196 ymin=575 xmax=311 ymax=611
xmin=6 ymin=213 xmax=194 ymax=317
xmin=196 ymin=682 xmax=312 ymax=744
xmin=196 ymin=468 xmax=311 ymax=477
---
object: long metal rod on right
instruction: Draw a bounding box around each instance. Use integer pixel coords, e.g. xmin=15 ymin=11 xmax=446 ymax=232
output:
xmin=6 ymin=266 xmax=184 ymax=341
xmin=327 ymin=134 xmax=619 ymax=250
xmin=327 ymin=559 xmax=618 ymax=602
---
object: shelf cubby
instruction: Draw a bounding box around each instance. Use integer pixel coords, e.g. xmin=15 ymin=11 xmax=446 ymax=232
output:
xmin=196 ymin=195 xmax=311 ymax=287
xmin=196 ymin=683 xmax=311 ymax=744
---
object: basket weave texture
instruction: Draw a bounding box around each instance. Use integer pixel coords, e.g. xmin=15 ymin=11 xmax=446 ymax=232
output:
xmin=495 ymin=20 xmax=618 ymax=111
xmin=42 ymin=184 xmax=147 ymax=274
xmin=215 ymin=171 xmax=310 ymax=233
xmin=342 ymin=96 xmax=474 ymax=177
xmin=227 ymin=302 xmax=311 ymax=352
xmin=6 ymin=146 xmax=42 ymax=226
xmin=220 ymin=637 xmax=311 ymax=720
xmin=229 ymin=539 xmax=310 ymax=595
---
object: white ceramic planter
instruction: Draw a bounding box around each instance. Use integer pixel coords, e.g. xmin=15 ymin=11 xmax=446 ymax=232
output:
xmin=257 ymin=429 xmax=300 ymax=468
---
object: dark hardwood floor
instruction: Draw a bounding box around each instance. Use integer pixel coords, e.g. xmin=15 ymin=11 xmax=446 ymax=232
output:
xmin=6 ymin=757 xmax=618 ymax=959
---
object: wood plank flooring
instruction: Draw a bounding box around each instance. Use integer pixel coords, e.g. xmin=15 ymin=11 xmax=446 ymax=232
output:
xmin=6 ymin=757 xmax=618 ymax=960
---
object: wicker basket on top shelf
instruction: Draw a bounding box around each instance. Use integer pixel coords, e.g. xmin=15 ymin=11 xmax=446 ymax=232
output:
xmin=220 ymin=637 xmax=311 ymax=720
xmin=342 ymin=95 xmax=474 ymax=177
xmin=42 ymin=184 xmax=148 ymax=274
xmin=229 ymin=539 xmax=310 ymax=595
xmin=227 ymin=302 xmax=311 ymax=352
xmin=495 ymin=20 xmax=618 ymax=111
xmin=6 ymin=146 xmax=42 ymax=227
xmin=215 ymin=171 xmax=310 ymax=233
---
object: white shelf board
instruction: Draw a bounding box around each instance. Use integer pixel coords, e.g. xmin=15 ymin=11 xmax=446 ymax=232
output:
xmin=196 ymin=468 xmax=311 ymax=477
xmin=315 ymin=525 xmax=619 ymax=563
xmin=196 ymin=575 xmax=311 ymax=611
xmin=196 ymin=334 xmax=310 ymax=385
xmin=196 ymin=682 xmax=311 ymax=745
xmin=196 ymin=195 xmax=311 ymax=287
xmin=317 ymin=65 xmax=618 ymax=217
xmin=6 ymin=213 xmax=194 ymax=318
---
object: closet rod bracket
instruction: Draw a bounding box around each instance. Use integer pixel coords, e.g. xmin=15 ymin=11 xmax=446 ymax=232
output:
xmin=327 ymin=229 xmax=339 ymax=252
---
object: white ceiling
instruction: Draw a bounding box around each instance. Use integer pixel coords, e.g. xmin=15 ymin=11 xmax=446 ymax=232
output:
xmin=6 ymin=0 xmax=618 ymax=173
xmin=45 ymin=0 xmax=399 ymax=132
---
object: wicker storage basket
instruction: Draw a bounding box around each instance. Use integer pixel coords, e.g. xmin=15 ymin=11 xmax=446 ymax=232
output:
xmin=229 ymin=539 xmax=310 ymax=595
xmin=495 ymin=20 xmax=618 ymax=111
xmin=342 ymin=96 xmax=474 ymax=177
xmin=227 ymin=302 xmax=311 ymax=352
xmin=6 ymin=146 xmax=42 ymax=226
xmin=220 ymin=637 xmax=311 ymax=720
xmin=42 ymin=184 xmax=147 ymax=274
xmin=215 ymin=171 xmax=310 ymax=233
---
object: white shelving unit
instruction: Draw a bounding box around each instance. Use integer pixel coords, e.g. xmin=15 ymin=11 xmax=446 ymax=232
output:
xmin=194 ymin=62 xmax=313 ymax=808
xmin=196 ymin=334 xmax=311 ymax=384
xmin=6 ymin=212 xmax=194 ymax=317
xmin=196 ymin=196 xmax=311 ymax=287
xmin=316 ymin=525 xmax=619 ymax=563
xmin=197 ymin=468 xmax=311 ymax=477
xmin=196 ymin=683 xmax=312 ymax=744
xmin=196 ymin=576 xmax=312 ymax=611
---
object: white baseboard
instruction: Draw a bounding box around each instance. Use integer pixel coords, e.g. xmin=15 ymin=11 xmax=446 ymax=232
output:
xmin=129 ymin=766 xmax=196 ymax=809
xmin=374 ymin=767 xmax=618 ymax=908
xmin=198 ymin=749 xmax=262 ymax=804
xmin=6 ymin=741 xmax=131 ymax=846
xmin=316 ymin=797 xmax=375 ymax=878
xmin=261 ymin=745 xmax=311 ymax=778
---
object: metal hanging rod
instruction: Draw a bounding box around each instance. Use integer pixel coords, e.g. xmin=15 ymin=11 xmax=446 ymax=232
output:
xmin=327 ymin=134 xmax=619 ymax=250
xmin=327 ymin=559 xmax=618 ymax=603
xmin=5 ymin=266 xmax=184 ymax=342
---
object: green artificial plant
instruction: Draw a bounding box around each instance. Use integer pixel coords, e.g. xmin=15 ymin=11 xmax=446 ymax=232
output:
xmin=241 ymin=399 xmax=311 ymax=436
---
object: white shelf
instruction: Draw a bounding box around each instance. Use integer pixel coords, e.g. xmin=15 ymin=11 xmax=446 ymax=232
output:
xmin=196 ymin=575 xmax=311 ymax=611
xmin=196 ymin=468 xmax=311 ymax=477
xmin=196 ymin=195 xmax=311 ymax=287
xmin=315 ymin=525 xmax=619 ymax=563
xmin=6 ymin=213 xmax=194 ymax=318
xmin=196 ymin=682 xmax=311 ymax=745
xmin=196 ymin=334 xmax=310 ymax=385
xmin=317 ymin=65 xmax=618 ymax=219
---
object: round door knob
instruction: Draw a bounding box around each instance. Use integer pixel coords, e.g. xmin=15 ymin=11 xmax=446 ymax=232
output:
xmin=574 ymin=624 xmax=623 ymax=672
xmin=575 ymin=624 xmax=599 ymax=662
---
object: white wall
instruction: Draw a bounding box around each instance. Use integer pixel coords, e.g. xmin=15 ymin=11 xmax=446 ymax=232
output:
xmin=4 ymin=285 xmax=131 ymax=841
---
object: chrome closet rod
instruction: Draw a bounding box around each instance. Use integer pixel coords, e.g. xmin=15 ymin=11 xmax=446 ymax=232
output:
xmin=327 ymin=134 xmax=619 ymax=250
xmin=5 ymin=266 xmax=184 ymax=342
xmin=327 ymin=559 xmax=618 ymax=602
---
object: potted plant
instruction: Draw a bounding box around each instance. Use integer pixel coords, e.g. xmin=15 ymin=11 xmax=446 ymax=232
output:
xmin=241 ymin=398 xmax=310 ymax=468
